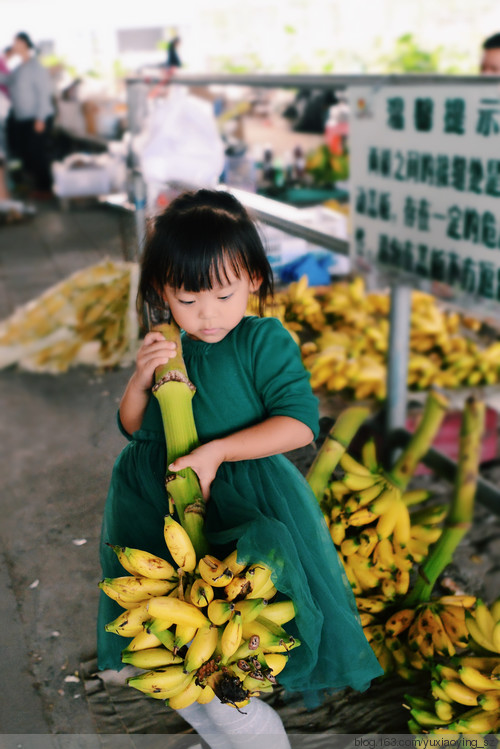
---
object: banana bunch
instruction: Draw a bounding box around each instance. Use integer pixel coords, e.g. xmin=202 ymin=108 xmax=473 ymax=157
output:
xmin=100 ymin=515 xmax=299 ymax=710
xmin=405 ymin=653 xmax=500 ymax=735
xmin=466 ymin=598 xmax=500 ymax=655
xmin=260 ymin=275 xmax=500 ymax=397
xmin=0 ymin=260 xmax=138 ymax=373
xmin=319 ymin=441 xmax=445 ymax=602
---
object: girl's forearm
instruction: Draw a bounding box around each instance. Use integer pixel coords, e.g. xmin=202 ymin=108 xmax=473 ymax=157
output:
xmin=119 ymin=374 xmax=151 ymax=434
xmin=213 ymin=416 xmax=314 ymax=463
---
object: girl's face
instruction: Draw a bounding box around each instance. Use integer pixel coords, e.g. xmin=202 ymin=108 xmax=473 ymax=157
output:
xmin=162 ymin=266 xmax=261 ymax=343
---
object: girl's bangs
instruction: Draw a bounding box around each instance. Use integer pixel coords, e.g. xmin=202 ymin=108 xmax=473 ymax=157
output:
xmin=163 ymin=238 xmax=252 ymax=292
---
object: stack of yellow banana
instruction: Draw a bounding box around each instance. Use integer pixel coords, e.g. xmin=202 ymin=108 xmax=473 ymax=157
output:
xmin=320 ymin=441 xmax=444 ymax=602
xmin=252 ymin=276 xmax=500 ymax=399
xmin=100 ymin=515 xmax=298 ymax=710
xmin=0 ymin=260 xmax=138 ymax=373
xmin=405 ymin=598 xmax=500 ymax=735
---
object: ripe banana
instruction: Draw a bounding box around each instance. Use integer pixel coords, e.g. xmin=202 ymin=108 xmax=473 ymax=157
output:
xmin=198 ymin=555 xmax=234 ymax=587
xmin=207 ymin=599 xmax=235 ymax=626
xmin=167 ymin=677 xmax=202 ymax=709
xmin=147 ymin=597 xmax=209 ymax=628
xmin=189 ymin=578 xmax=214 ymax=608
xmin=173 ymin=622 xmax=199 ymax=652
xmin=197 ymin=684 xmax=216 ymax=704
xmin=184 ymin=624 xmax=219 ymax=672
xmin=459 ymin=665 xmax=500 ymax=693
xmin=108 ymin=544 xmax=177 ymax=580
xmin=440 ymin=678 xmax=480 ymax=706
xmin=221 ymin=611 xmax=243 ymax=658
xmin=260 ymin=600 xmax=295 ymax=626
xmin=224 ymin=575 xmax=252 ymax=601
xmin=223 ymin=549 xmax=248 ymax=575
xmin=339 ymin=453 xmax=372 ymax=476
xmin=163 ymin=515 xmax=196 ymax=572
xmin=98 ymin=576 xmax=177 ymax=605
xmin=127 ymin=665 xmax=191 ymax=697
xmin=105 ymin=602 xmax=150 ymax=636
xmin=234 ymin=598 xmax=268 ymax=623
xmin=121 ymin=647 xmax=183 ymax=669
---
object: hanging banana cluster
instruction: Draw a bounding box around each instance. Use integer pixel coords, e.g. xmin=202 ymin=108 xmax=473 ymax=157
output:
xmin=405 ymin=599 xmax=500 ymax=736
xmin=320 ymin=441 xmax=446 ymax=605
xmin=247 ymin=275 xmax=500 ymax=399
xmin=100 ymin=515 xmax=299 ymax=710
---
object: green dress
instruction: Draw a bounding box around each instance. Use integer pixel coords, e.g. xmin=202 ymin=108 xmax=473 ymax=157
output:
xmin=97 ymin=316 xmax=383 ymax=702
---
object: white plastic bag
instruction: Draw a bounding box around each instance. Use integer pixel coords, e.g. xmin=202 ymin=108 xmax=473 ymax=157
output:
xmin=139 ymin=88 xmax=224 ymax=187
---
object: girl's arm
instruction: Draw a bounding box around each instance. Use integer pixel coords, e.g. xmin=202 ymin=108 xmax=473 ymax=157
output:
xmin=120 ymin=331 xmax=177 ymax=434
xmin=169 ymin=416 xmax=314 ymax=499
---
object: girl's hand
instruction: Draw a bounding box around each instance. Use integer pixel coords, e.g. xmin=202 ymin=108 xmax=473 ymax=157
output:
xmin=169 ymin=441 xmax=225 ymax=500
xmin=132 ymin=331 xmax=177 ymax=392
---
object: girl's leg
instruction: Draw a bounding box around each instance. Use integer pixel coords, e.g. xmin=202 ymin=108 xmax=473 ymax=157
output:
xmin=177 ymin=701 xmax=234 ymax=749
xmin=202 ymin=696 xmax=291 ymax=749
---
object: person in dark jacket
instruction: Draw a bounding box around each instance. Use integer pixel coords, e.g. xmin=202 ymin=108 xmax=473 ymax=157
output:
xmin=0 ymin=32 xmax=54 ymax=195
xmin=166 ymin=36 xmax=181 ymax=69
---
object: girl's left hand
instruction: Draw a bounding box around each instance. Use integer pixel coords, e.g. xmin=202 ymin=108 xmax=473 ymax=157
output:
xmin=168 ymin=441 xmax=224 ymax=500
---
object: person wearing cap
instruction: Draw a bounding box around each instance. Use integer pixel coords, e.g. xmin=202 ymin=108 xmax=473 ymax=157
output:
xmin=0 ymin=32 xmax=54 ymax=196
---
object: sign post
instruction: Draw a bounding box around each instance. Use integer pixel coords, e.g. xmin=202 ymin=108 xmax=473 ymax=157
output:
xmin=349 ymin=82 xmax=500 ymax=431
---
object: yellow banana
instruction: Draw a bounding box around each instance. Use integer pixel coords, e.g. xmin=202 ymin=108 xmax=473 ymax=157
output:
xmin=361 ymin=438 xmax=379 ymax=473
xmin=147 ymin=597 xmax=209 ymax=629
xmin=466 ymin=611 xmax=497 ymax=652
xmin=173 ymin=623 xmax=199 ymax=651
xmin=410 ymin=525 xmax=442 ymax=544
xmin=339 ymin=453 xmax=372 ymax=476
xmin=492 ymin=620 xmax=500 ymax=651
xmin=197 ymin=684 xmax=216 ymax=704
xmin=357 ymin=528 xmax=379 ymax=557
xmin=127 ymin=665 xmax=191 ymax=697
xmin=440 ymin=679 xmax=480 ymax=706
xmin=478 ymin=691 xmax=500 ymax=711
xmin=330 ymin=518 xmax=346 ymax=545
xmin=458 ymin=656 xmax=500 ymax=670
xmin=439 ymin=606 xmax=469 ymax=646
xmin=459 ymin=666 xmax=500 ymax=692
xmin=353 ymin=482 xmax=386 ymax=509
xmin=184 ymin=624 xmax=219 ymax=672
xmin=241 ymin=616 xmax=295 ymax=652
xmin=245 ymin=564 xmax=273 ymax=595
xmin=261 ymin=600 xmax=295 ymax=626
xmin=207 ymin=599 xmax=235 ymax=625
xmin=373 ymin=538 xmax=396 ymax=571
xmin=223 ymin=549 xmax=248 ymax=575
xmin=434 ymin=700 xmax=454 ymax=722
xmin=409 ymin=503 xmax=448 ymax=526
xmin=121 ymin=647 xmax=183 ymax=669
xmin=108 ymin=545 xmax=177 ymax=580
xmin=343 ymin=473 xmax=380 ymax=492
xmin=431 ymin=678 xmax=454 ymax=704
xmin=146 ymin=618 xmax=175 ymax=650
xmin=262 ymin=652 xmax=288 ymax=676
xmin=491 ymin=598 xmax=500 ymax=622
xmin=189 ymin=578 xmax=214 ymax=608
xmin=234 ymin=598 xmax=268 ymax=623
xmin=253 ymin=580 xmax=277 ymax=601
xmin=224 ymin=575 xmax=252 ymax=601
xmin=348 ymin=508 xmax=378 ymax=527
xmin=394 ymin=569 xmax=410 ymax=596
xmin=127 ymin=629 xmax=162 ymax=651
xmin=163 ymin=515 xmax=196 ymax=572
xmin=167 ymin=678 xmax=202 ymax=709
xmin=381 ymin=578 xmax=397 ymax=600
xmin=385 ymin=609 xmax=416 ymax=636
xmin=105 ymin=602 xmax=150 ymax=636
xmin=456 ymin=707 xmax=500 ymax=733
xmin=438 ymin=595 xmax=476 ymax=608
xmin=198 ymin=555 xmax=234 ymax=587
xmin=376 ymin=505 xmax=400 ymax=540
xmin=475 ymin=599 xmax=496 ymax=642
xmin=355 ymin=595 xmax=390 ymax=613
xmin=221 ymin=611 xmax=243 ymax=658
xmin=369 ymin=485 xmax=400 ymax=516
xmin=402 ymin=489 xmax=433 ymax=506
xmin=98 ymin=576 xmax=177 ymax=605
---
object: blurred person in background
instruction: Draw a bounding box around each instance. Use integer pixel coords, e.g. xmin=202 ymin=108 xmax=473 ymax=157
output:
xmin=0 ymin=47 xmax=13 ymax=199
xmin=0 ymin=32 xmax=54 ymax=198
xmin=480 ymin=33 xmax=500 ymax=74
xmin=166 ymin=36 xmax=182 ymax=69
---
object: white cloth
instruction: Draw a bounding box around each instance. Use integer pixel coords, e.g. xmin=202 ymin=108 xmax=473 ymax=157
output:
xmin=178 ymin=696 xmax=291 ymax=749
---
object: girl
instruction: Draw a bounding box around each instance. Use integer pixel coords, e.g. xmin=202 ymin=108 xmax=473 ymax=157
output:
xmin=98 ymin=189 xmax=383 ymax=745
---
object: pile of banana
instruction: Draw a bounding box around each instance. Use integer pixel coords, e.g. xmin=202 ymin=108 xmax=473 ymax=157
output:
xmin=100 ymin=515 xmax=298 ymax=710
xmin=0 ymin=260 xmax=138 ymax=373
xmin=263 ymin=276 xmax=500 ymax=399
xmin=405 ymin=599 xmax=500 ymax=735
xmin=320 ymin=444 xmax=443 ymax=602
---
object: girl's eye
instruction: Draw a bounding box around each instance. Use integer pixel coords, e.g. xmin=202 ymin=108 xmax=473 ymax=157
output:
xmin=178 ymin=299 xmax=195 ymax=305
xmin=218 ymin=294 xmax=233 ymax=301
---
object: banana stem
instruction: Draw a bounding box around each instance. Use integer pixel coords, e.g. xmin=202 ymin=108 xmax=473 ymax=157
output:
xmin=387 ymin=390 xmax=449 ymax=491
xmin=404 ymin=396 xmax=485 ymax=606
xmin=152 ymin=322 xmax=209 ymax=557
xmin=306 ymin=406 xmax=370 ymax=502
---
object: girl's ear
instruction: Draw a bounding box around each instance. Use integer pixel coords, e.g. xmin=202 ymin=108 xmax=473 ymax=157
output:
xmin=249 ymin=274 xmax=263 ymax=293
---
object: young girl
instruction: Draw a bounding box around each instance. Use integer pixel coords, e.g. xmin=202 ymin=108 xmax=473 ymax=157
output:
xmin=98 ymin=189 xmax=383 ymax=744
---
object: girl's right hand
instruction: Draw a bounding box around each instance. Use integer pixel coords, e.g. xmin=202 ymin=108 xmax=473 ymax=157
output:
xmin=131 ymin=331 xmax=177 ymax=391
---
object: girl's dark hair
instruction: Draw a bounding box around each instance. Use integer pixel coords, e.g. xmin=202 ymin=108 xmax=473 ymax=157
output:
xmin=139 ymin=189 xmax=274 ymax=320
xmin=16 ymin=32 xmax=35 ymax=50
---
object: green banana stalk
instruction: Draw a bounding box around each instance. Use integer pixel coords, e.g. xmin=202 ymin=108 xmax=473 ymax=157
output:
xmin=152 ymin=321 xmax=208 ymax=557
xmin=306 ymin=406 xmax=370 ymax=502
xmin=404 ymin=396 xmax=485 ymax=606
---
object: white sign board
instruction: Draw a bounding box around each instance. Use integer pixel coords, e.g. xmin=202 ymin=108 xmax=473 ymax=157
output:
xmin=349 ymin=84 xmax=500 ymax=313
